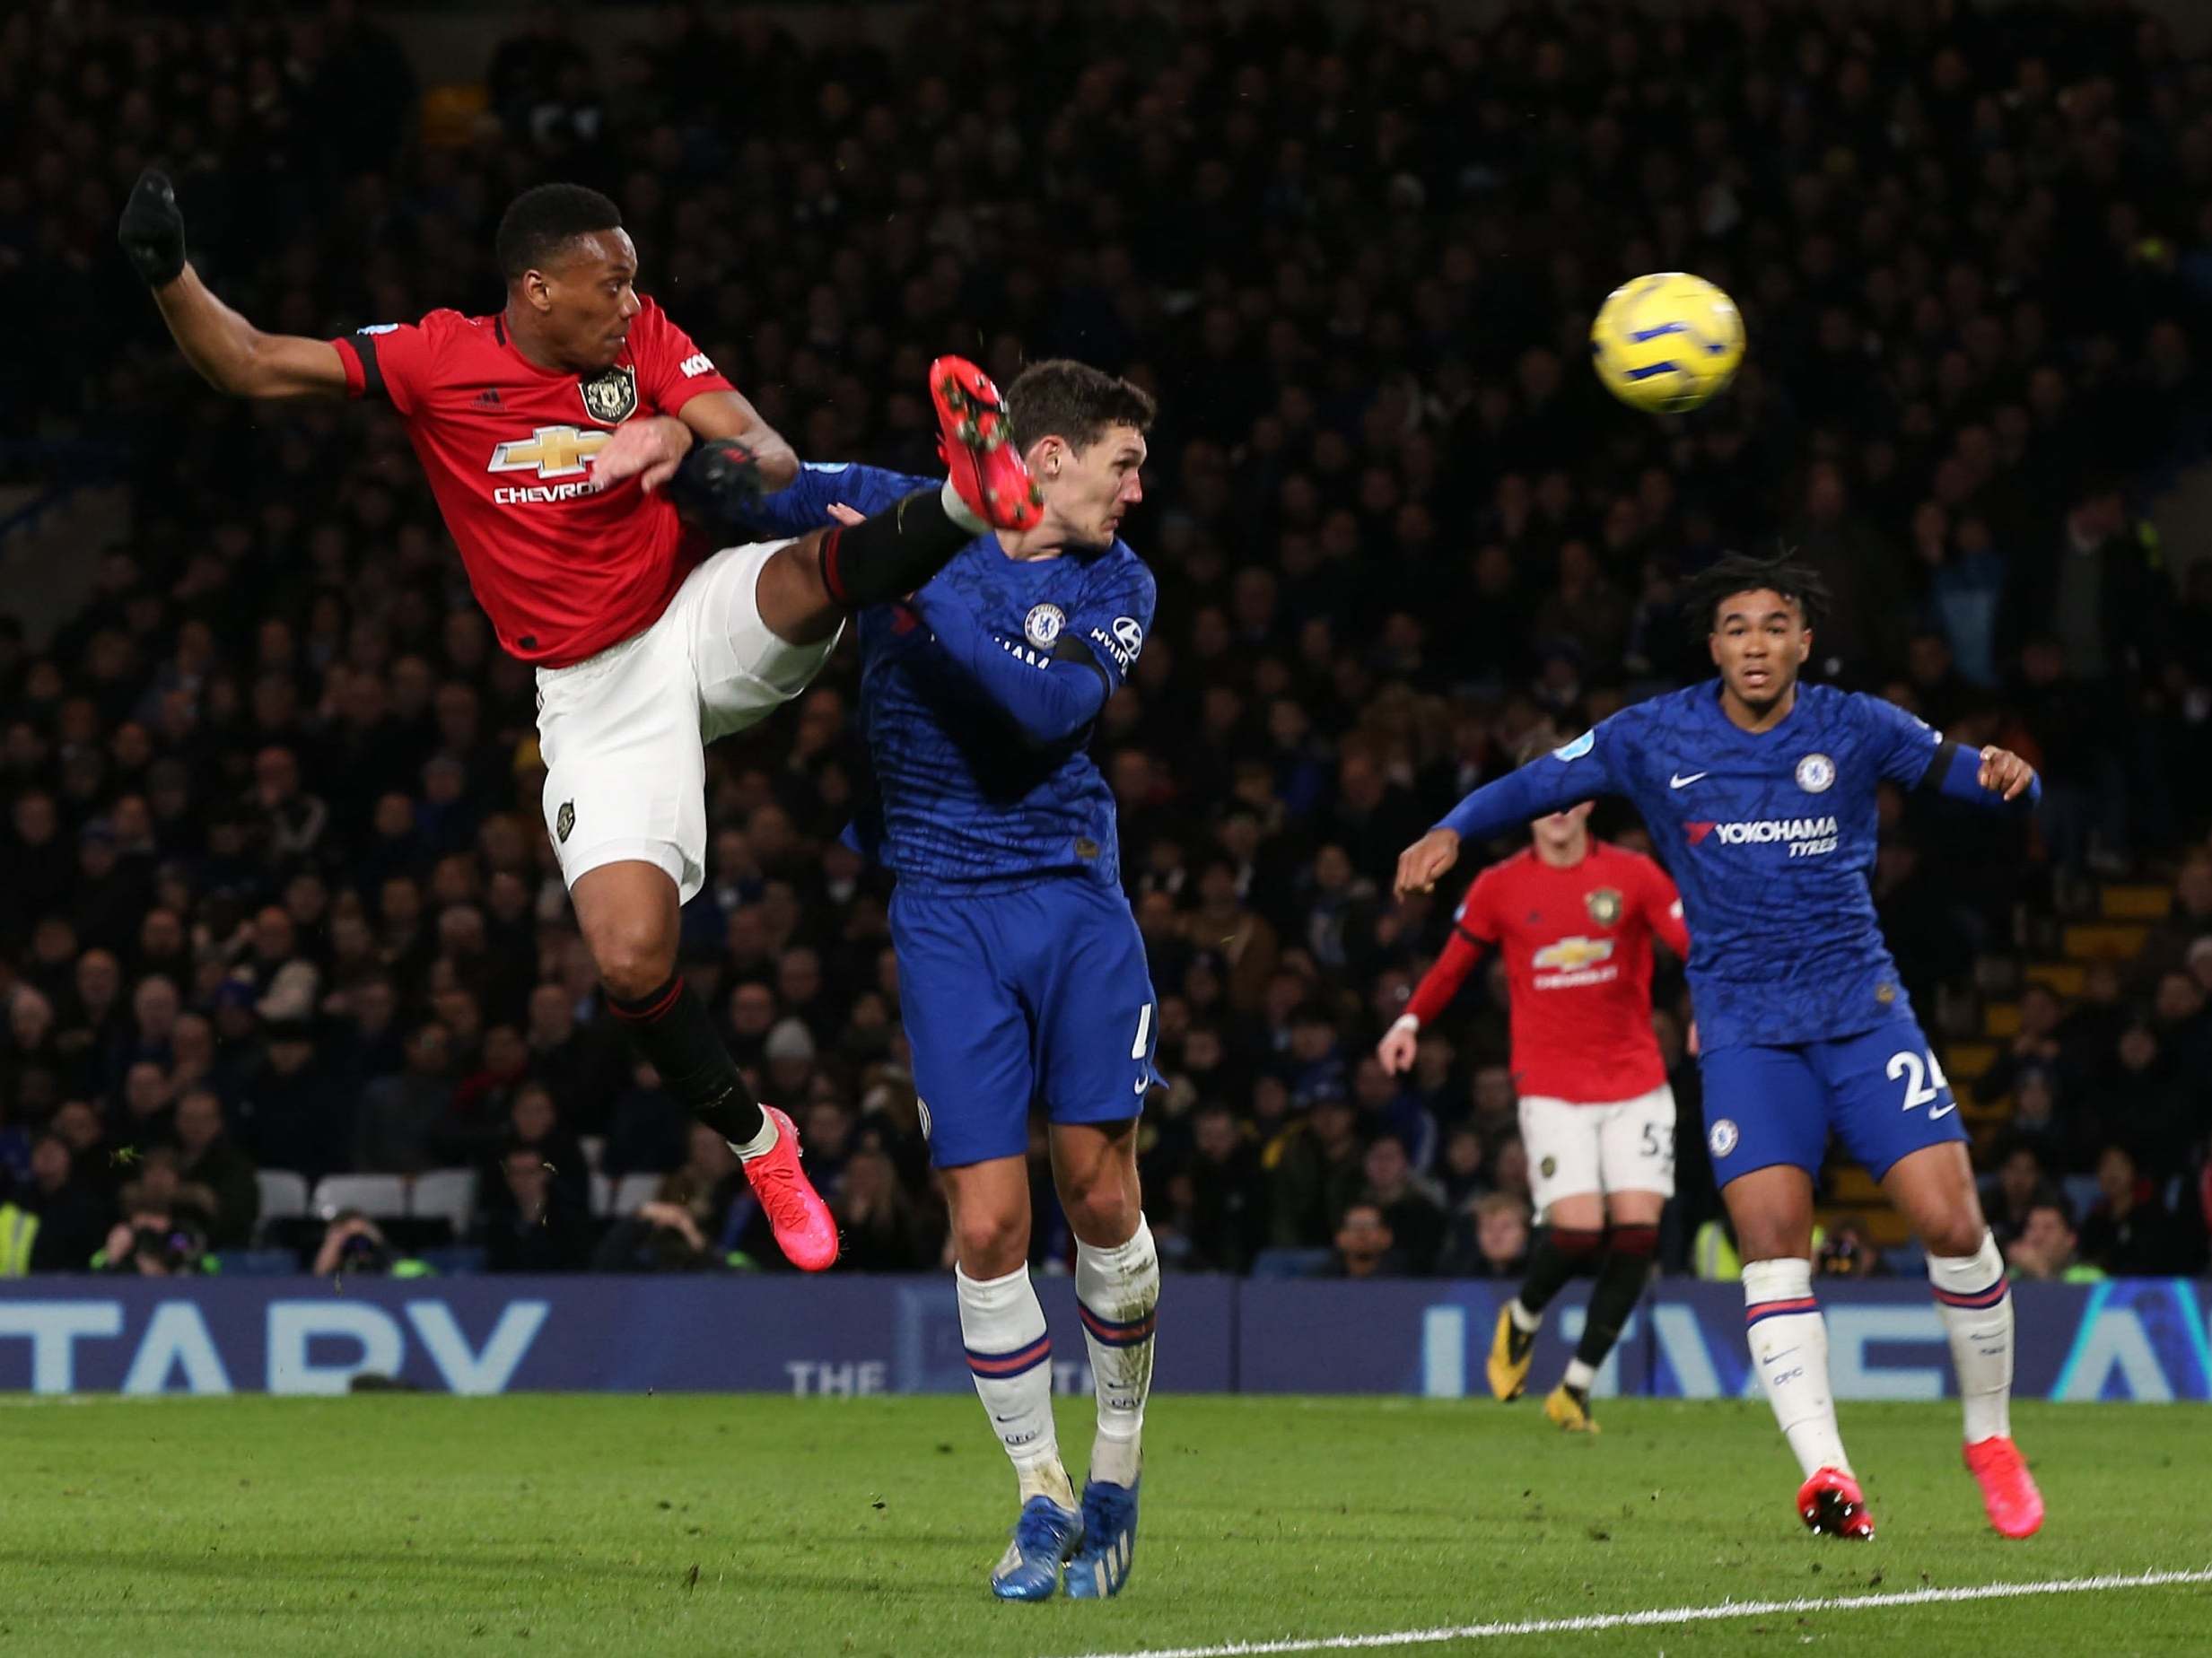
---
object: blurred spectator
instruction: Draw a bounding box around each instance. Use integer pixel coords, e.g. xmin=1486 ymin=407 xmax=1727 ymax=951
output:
xmin=1816 ymin=1217 xmax=1885 ymax=1279
xmin=311 ymin=1209 xmax=426 ymax=1279
xmin=2006 ymin=1199 xmax=2105 ymax=1284
xmin=1359 ymin=1135 xmax=1446 ymax=1275
xmin=1324 ymin=1200 xmax=1407 ymax=1280
xmin=1438 ymin=1191 xmax=1532 ymax=1279
xmin=476 ymin=1147 xmax=591 ymax=1272
xmin=2079 ymin=1145 xmax=2190 ymax=1276
xmin=9 ymin=1132 xmax=112 ymax=1272
xmin=171 ymin=1087 xmax=259 ymax=1251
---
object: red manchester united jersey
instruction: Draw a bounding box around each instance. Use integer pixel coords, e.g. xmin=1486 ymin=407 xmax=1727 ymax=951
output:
xmin=1407 ymin=840 xmax=1689 ymax=1103
xmin=329 ymin=298 xmax=736 ymax=666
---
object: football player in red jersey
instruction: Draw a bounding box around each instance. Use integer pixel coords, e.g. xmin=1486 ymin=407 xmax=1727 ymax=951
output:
xmin=121 ymin=173 xmax=1043 ymax=1271
xmin=1379 ymin=752 xmax=1690 ymax=1433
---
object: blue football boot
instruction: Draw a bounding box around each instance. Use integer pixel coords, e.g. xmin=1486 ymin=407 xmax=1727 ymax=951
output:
xmin=1062 ymin=1478 xmax=1140 ymax=1599
xmin=989 ymin=1495 xmax=1083 ymax=1601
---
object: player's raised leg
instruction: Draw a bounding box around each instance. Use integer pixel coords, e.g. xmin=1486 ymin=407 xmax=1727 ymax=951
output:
xmin=662 ymin=354 xmax=1045 ymax=650
xmin=1884 ymin=1142 xmax=2044 ymax=1538
xmin=569 ymin=863 xmax=836 ymax=1270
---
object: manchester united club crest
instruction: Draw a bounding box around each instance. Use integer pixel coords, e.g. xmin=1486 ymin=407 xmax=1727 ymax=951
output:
xmin=1584 ymin=886 xmax=1623 ymax=928
xmin=555 ymin=800 xmax=575 ymax=843
xmin=578 ymin=363 xmax=637 ymax=424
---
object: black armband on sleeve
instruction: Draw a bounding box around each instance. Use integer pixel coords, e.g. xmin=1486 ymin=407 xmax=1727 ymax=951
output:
xmin=353 ymin=332 xmax=388 ymax=401
xmin=1053 ymin=632 xmax=1115 ymax=694
xmin=1917 ymin=738 xmax=1968 ymax=792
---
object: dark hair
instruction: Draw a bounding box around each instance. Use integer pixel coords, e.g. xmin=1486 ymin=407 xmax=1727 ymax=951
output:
xmin=494 ymin=184 xmax=624 ymax=282
xmin=1007 ymin=359 xmax=1157 ymax=454
xmin=1682 ymin=549 xmax=1831 ymax=638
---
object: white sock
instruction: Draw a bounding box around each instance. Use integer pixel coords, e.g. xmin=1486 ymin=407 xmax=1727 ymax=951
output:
xmin=730 ymin=1113 xmax=778 ymax=1162
xmin=1507 ymin=1296 xmax=1541 ymax=1335
xmin=941 ymin=476 xmax=989 ymax=535
xmin=1742 ymin=1258 xmax=1852 ymax=1479
xmin=957 ymin=1264 xmax=1073 ymax=1507
xmin=1561 ymin=1357 xmax=1596 ymax=1392
xmin=1928 ymin=1230 xmax=2014 ymax=1444
xmin=1075 ymin=1217 xmax=1158 ymax=1489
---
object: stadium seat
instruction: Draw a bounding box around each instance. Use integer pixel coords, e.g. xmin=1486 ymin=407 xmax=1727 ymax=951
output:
xmin=611 ymin=1172 xmax=662 ymax=1217
xmin=410 ymin=1168 xmax=479 ymax=1239
xmin=418 ymin=1245 xmax=486 ymax=1276
xmin=1250 ymin=1247 xmax=1334 ymax=1280
xmin=1880 ymin=1245 xmax=1926 ymax=1278
xmin=310 ymin=1174 xmax=410 ymax=1221
xmin=214 ymin=1248 xmax=302 ymax=1277
xmin=254 ymin=1171 xmax=310 ymax=1243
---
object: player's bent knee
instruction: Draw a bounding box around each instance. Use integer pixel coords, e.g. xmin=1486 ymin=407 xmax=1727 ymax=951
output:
xmin=1061 ymin=1184 xmax=1141 ymax=1250
xmin=952 ymin=1209 xmax=1032 ymax=1277
xmin=585 ymin=925 xmax=678 ymax=1002
xmin=1920 ymin=1217 xmax=1989 ymax=1260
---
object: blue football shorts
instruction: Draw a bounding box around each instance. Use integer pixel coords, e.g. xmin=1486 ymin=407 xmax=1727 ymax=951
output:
xmin=889 ymin=876 xmax=1162 ymax=1168
xmin=1698 ymin=1009 xmax=1969 ymax=1185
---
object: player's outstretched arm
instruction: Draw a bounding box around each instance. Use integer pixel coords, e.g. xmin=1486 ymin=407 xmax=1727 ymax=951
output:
xmin=908 ymin=583 xmax=1117 ymax=746
xmin=118 ymin=171 xmax=347 ymax=401
xmin=1378 ymin=922 xmax=1489 ymax=1072
xmin=1397 ymin=740 xmax=1614 ymax=898
xmin=1926 ymin=740 xmax=2042 ymax=808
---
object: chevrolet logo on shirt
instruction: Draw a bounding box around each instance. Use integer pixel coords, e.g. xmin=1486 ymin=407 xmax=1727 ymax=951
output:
xmin=488 ymin=425 xmax=609 ymax=479
xmin=1531 ymin=936 xmax=1615 ymax=973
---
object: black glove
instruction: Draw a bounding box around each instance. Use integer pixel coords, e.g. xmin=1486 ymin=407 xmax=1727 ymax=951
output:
xmin=662 ymin=437 xmax=768 ymax=533
xmin=118 ymin=168 xmax=187 ymax=287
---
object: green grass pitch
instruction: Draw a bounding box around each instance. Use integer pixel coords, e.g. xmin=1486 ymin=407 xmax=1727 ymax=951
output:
xmin=3 ymin=1395 xmax=2208 ymax=1655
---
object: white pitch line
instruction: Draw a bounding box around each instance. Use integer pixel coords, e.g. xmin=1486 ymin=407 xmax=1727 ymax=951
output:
xmin=1047 ymin=1566 xmax=2212 ymax=1658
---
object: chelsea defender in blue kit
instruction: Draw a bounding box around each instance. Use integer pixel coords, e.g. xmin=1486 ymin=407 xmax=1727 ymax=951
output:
xmin=744 ymin=362 xmax=1160 ymax=1601
xmin=1399 ymin=554 xmax=2047 ymax=1542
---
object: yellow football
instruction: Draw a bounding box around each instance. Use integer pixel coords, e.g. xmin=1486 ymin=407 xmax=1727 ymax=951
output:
xmin=1589 ymin=272 xmax=1745 ymax=414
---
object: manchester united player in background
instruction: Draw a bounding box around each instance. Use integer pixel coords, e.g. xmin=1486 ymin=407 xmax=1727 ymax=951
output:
xmin=1378 ymin=744 xmax=1690 ymax=1434
xmin=119 ymin=172 xmax=1045 ymax=1271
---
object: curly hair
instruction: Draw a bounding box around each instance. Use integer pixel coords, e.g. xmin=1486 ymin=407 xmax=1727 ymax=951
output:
xmin=1681 ymin=549 xmax=1832 ymax=640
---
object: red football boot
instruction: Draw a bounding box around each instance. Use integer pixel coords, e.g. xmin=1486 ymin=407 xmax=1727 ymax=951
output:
xmin=1964 ymin=1436 xmax=2045 ymax=1538
xmin=931 ymin=355 xmax=1045 ymax=531
xmin=1797 ymin=1467 xmax=1875 ymax=1540
xmin=742 ymin=1105 xmax=839 ymax=1272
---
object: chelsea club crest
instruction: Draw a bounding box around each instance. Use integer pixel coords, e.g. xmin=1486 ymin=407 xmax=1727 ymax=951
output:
xmin=1796 ymin=753 xmax=1836 ymax=793
xmin=1024 ymin=604 xmax=1066 ymax=650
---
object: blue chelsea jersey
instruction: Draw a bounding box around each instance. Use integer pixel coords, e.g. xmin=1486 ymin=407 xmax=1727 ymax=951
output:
xmin=742 ymin=463 xmax=1155 ymax=891
xmin=1505 ymin=682 xmax=1947 ymax=1052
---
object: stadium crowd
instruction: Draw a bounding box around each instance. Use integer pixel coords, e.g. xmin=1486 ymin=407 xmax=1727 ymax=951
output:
xmin=2 ymin=1 xmax=2211 ymax=1280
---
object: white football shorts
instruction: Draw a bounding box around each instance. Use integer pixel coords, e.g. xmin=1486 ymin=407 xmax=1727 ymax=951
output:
xmin=1517 ymin=1084 xmax=1678 ymax=1217
xmin=534 ymin=538 xmax=839 ymax=903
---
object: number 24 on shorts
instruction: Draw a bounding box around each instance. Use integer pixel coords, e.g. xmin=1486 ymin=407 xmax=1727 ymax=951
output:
xmin=1887 ymin=1048 xmax=1954 ymax=1117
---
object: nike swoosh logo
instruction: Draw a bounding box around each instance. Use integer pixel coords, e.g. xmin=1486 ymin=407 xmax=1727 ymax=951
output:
xmin=1133 ymin=1077 xmax=1149 ymax=1095
xmin=1929 ymin=1102 xmax=1957 ymax=1120
xmin=1670 ymin=772 xmax=1709 ymax=789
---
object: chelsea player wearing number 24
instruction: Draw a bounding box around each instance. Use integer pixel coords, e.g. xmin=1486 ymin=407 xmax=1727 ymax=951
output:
xmin=1396 ymin=552 xmax=2047 ymax=1546
xmin=741 ymin=362 xmax=1161 ymax=1604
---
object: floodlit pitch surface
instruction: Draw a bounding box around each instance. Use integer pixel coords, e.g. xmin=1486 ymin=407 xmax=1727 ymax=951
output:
xmin=3 ymin=1396 xmax=2206 ymax=1655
